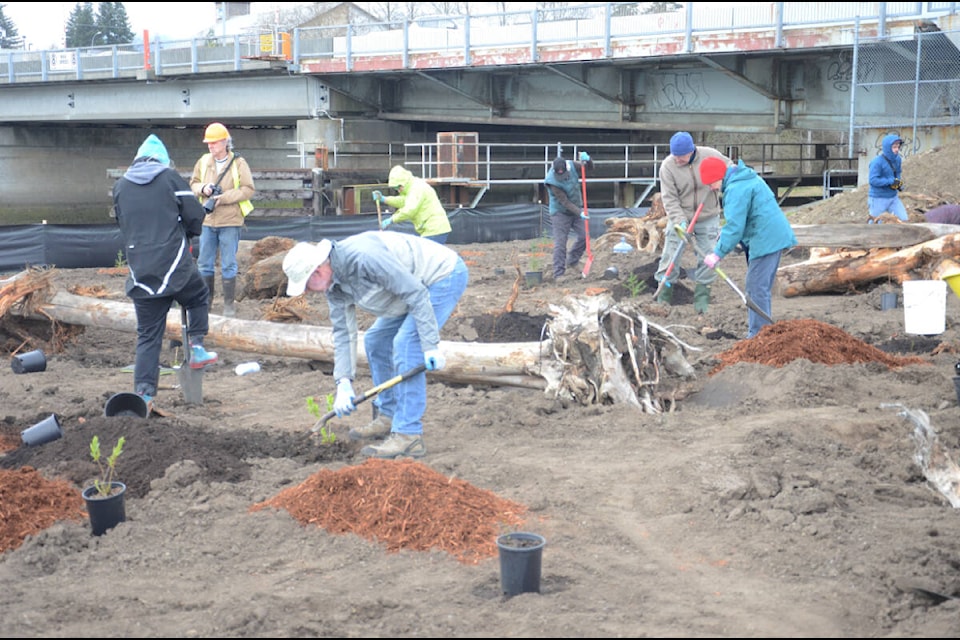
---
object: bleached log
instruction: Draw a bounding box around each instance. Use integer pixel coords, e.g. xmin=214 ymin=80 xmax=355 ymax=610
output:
xmin=791 ymin=223 xmax=960 ymax=249
xmin=24 ymin=290 xmax=551 ymax=389
xmin=778 ymin=232 xmax=960 ymax=296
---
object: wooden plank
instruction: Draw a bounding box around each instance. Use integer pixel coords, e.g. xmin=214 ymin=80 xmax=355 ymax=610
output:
xmin=790 ymin=223 xmax=960 ymax=248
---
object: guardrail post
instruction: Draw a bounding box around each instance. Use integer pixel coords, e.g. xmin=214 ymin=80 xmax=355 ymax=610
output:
xmin=530 ymin=10 xmax=539 ymax=62
xmin=604 ymin=3 xmax=612 ymax=58
xmin=402 ymin=20 xmax=408 ymax=69
xmin=233 ymin=34 xmax=241 ymax=71
xmin=464 ymin=16 xmax=471 ymax=66
xmin=774 ymin=2 xmax=784 ymax=48
xmin=346 ymin=24 xmax=354 ymax=72
xmin=685 ymin=3 xmax=694 ymax=53
xmin=191 ymin=39 xmax=198 ymax=73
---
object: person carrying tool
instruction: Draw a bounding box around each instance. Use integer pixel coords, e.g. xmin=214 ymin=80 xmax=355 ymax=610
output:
xmin=189 ymin=122 xmax=256 ymax=317
xmin=112 ymin=134 xmax=219 ymax=409
xmin=371 ymin=165 xmax=452 ymax=244
xmin=544 ymin=151 xmax=594 ymax=280
xmin=654 ymin=132 xmax=732 ymax=312
xmin=867 ymin=133 xmax=908 ymax=223
xmin=699 ymin=156 xmax=797 ymax=338
xmin=282 ymin=230 xmax=469 ymax=459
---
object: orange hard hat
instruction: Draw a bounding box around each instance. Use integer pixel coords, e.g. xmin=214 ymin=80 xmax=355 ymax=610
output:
xmin=202 ymin=122 xmax=230 ymax=143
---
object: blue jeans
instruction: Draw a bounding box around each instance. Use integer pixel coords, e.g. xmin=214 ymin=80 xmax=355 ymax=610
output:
xmin=364 ymin=258 xmax=469 ymax=436
xmin=867 ymin=195 xmax=908 ymax=222
xmin=655 ymin=216 xmax=719 ymax=286
xmin=198 ymin=225 xmax=241 ymax=279
xmin=745 ymin=251 xmax=781 ymax=338
xmin=423 ymin=233 xmax=449 ymax=244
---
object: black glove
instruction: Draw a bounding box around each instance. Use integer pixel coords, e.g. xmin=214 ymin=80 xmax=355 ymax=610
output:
xmin=891 ymin=178 xmax=904 ymax=191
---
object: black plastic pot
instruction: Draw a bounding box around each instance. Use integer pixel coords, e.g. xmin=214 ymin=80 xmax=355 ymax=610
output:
xmin=82 ymin=482 xmax=127 ymax=536
xmin=496 ymin=532 xmax=546 ymax=596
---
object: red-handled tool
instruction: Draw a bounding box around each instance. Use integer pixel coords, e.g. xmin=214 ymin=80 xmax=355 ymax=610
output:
xmin=652 ymin=201 xmax=705 ymax=299
xmin=580 ymin=161 xmax=594 ymax=278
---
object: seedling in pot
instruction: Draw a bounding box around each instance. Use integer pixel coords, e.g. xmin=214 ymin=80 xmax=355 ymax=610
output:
xmin=306 ymin=395 xmax=337 ymax=444
xmin=89 ymin=435 xmax=125 ymax=496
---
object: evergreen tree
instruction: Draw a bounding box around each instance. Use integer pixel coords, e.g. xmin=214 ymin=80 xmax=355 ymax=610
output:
xmin=66 ymin=2 xmax=98 ymax=48
xmin=97 ymin=2 xmax=134 ymax=45
xmin=0 ymin=3 xmax=23 ymax=49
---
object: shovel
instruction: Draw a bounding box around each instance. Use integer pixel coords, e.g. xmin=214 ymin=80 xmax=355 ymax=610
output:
xmin=580 ymin=161 xmax=594 ymax=278
xmin=176 ymin=305 xmax=204 ymax=405
xmin=673 ymin=225 xmax=774 ymax=324
xmin=310 ymin=364 xmax=427 ymax=434
xmin=652 ymin=202 xmax=705 ymax=300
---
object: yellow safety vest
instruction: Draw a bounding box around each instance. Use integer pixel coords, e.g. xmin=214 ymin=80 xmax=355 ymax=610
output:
xmin=204 ymin=153 xmax=254 ymax=217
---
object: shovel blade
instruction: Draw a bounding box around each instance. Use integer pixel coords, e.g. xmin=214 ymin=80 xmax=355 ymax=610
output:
xmin=177 ymin=364 xmax=204 ymax=405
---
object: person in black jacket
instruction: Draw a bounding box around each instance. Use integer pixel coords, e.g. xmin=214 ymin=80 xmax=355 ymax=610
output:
xmin=112 ymin=134 xmax=218 ymax=408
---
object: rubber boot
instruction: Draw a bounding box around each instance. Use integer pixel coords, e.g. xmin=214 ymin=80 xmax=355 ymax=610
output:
xmin=202 ymin=275 xmax=215 ymax=305
xmin=693 ymin=283 xmax=711 ymax=314
xmin=222 ymin=278 xmax=237 ymax=318
xmin=656 ymin=284 xmax=674 ymax=304
xmin=188 ymin=337 xmax=218 ymax=369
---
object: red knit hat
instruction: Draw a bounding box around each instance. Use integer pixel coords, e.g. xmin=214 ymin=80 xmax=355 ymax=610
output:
xmin=700 ymin=157 xmax=727 ymax=185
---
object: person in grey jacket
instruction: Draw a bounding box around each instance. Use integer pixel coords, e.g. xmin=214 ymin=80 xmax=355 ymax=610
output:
xmin=112 ymin=134 xmax=218 ymax=409
xmin=282 ymin=231 xmax=469 ymax=459
xmin=655 ymin=131 xmax=732 ymax=313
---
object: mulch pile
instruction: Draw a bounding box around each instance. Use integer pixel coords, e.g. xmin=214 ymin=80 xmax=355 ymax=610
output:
xmin=710 ymin=318 xmax=930 ymax=374
xmin=251 ymin=458 xmax=529 ymax=565
xmin=0 ymin=467 xmax=86 ymax=553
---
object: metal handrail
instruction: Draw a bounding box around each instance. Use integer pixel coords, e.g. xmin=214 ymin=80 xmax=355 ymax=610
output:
xmin=0 ymin=3 xmax=955 ymax=85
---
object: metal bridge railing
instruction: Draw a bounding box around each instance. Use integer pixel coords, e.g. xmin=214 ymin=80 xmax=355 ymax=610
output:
xmin=1 ymin=3 xmax=956 ymax=85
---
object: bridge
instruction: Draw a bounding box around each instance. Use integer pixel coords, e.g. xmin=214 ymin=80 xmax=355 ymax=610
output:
xmin=0 ymin=2 xmax=958 ymax=214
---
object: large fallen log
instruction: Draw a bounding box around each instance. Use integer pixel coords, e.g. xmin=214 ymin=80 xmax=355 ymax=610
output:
xmin=778 ymin=232 xmax=960 ymax=296
xmin=27 ymin=290 xmax=553 ymax=389
xmin=791 ymin=223 xmax=960 ymax=249
xmin=5 ymin=270 xmax=704 ymax=412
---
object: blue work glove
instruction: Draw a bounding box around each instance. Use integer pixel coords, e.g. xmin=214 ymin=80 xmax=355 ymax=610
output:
xmin=333 ymin=378 xmax=356 ymax=417
xmin=423 ymin=349 xmax=445 ymax=371
xmin=579 ymin=151 xmax=590 ymax=162
xmin=703 ymin=253 xmax=720 ymax=269
xmin=580 ymin=211 xmax=588 ymax=219
xmin=372 ymin=190 xmax=383 ymax=203
xmin=380 ymin=216 xmax=393 ymax=230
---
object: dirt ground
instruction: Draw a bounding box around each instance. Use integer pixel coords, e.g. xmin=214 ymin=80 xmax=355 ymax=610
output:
xmin=4 ymin=144 xmax=960 ymax=637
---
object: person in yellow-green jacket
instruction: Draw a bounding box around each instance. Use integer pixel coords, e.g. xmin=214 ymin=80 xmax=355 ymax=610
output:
xmin=372 ymin=165 xmax=452 ymax=244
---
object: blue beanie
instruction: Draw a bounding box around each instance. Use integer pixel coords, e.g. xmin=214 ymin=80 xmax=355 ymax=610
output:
xmin=669 ymin=131 xmax=695 ymax=156
xmin=134 ymin=133 xmax=171 ymax=166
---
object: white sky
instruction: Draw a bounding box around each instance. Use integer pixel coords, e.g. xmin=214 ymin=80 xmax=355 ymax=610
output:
xmin=3 ymin=2 xmax=289 ymax=50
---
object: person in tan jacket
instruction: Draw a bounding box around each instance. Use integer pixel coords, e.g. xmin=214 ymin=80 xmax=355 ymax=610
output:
xmin=189 ymin=122 xmax=255 ymax=317
xmin=654 ymin=131 xmax=732 ymax=313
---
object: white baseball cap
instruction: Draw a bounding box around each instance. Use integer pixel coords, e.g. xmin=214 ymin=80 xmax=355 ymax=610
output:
xmin=282 ymin=240 xmax=332 ymax=296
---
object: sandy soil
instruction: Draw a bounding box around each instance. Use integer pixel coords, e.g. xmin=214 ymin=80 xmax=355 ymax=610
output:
xmin=3 ymin=144 xmax=960 ymax=637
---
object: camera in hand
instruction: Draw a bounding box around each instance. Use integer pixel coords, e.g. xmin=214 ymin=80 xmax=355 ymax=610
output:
xmin=203 ymin=185 xmax=222 ymax=213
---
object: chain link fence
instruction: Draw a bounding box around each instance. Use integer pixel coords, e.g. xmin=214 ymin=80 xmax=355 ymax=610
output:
xmin=852 ymin=25 xmax=960 ymax=156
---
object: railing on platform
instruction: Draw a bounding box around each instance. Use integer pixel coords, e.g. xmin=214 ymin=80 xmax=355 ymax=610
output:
xmin=1 ymin=2 xmax=956 ymax=84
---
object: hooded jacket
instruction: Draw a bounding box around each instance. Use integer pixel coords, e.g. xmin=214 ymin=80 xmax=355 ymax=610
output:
xmin=711 ymin=159 xmax=797 ymax=261
xmin=658 ymin=146 xmax=731 ymax=225
xmin=868 ymin=133 xmax=904 ymax=198
xmin=383 ymin=165 xmax=452 ymax=237
xmin=113 ymin=135 xmax=206 ymax=299
xmin=324 ymin=230 xmax=461 ymax=382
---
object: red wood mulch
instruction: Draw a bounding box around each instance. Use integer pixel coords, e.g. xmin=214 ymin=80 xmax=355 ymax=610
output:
xmin=0 ymin=467 xmax=86 ymax=553
xmin=251 ymin=457 xmax=529 ymax=565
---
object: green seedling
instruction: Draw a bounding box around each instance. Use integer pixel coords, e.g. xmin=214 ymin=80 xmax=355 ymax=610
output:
xmin=306 ymin=395 xmax=337 ymax=444
xmin=114 ymin=249 xmax=127 ymax=269
xmin=90 ymin=435 xmax=125 ymax=496
xmin=624 ymin=273 xmax=646 ymax=297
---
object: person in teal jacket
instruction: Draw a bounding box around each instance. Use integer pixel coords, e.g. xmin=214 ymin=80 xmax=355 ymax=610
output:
xmin=372 ymin=165 xmax=452 ymax=243
xmin=700 ymin=157 xmax=797 ymax=338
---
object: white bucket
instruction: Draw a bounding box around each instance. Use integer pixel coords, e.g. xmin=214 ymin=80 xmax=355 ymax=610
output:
xmin=902 ymin=280 xmax=946 ymax=335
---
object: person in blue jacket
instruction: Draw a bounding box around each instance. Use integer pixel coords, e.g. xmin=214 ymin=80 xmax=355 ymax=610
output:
xmin=867 ymin=133 xmax=908 ymax=223
xmin=700 ymin=157 xmax=797 ymax=339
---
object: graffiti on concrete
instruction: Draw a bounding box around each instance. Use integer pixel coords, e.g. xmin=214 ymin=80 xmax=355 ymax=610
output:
xmin=827 ymin=50 xmax=878 ymax=92
xmin=652 ymin=72 xmax=708 ymax=110
xmin=871 ymin=131 xmax=920 ymax=157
